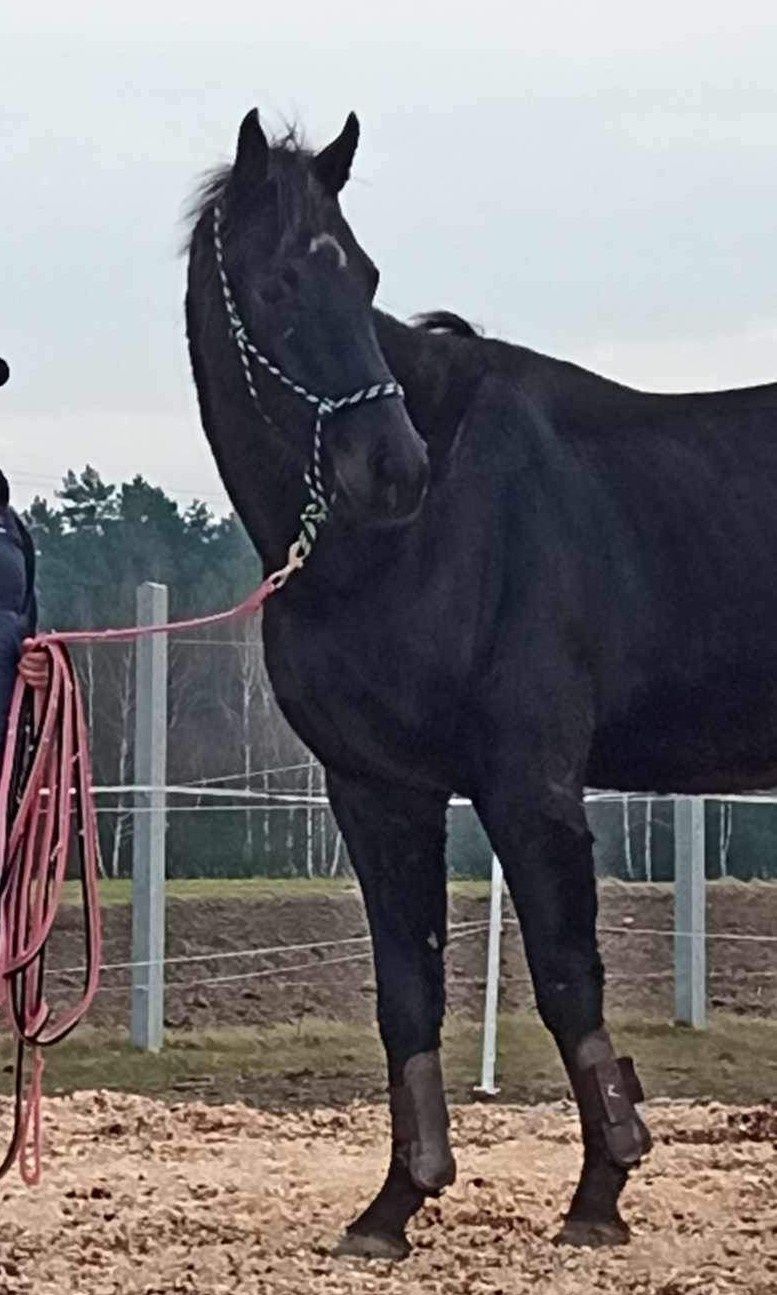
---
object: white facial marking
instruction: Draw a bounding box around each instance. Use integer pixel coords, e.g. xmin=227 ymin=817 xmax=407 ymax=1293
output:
xmin=309 ymin=233 xmax=348 ymax=269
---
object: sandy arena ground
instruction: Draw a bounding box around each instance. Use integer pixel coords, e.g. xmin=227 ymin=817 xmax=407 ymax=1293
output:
xmin=0 ymin=1093 xmax=773 ymax=1294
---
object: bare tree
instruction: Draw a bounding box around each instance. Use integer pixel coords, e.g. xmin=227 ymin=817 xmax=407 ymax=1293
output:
xmin=329 ymin=829 xmax=344 ymax=877
xmin=319 ymin=765 xmax=328 ymax=874
xmin=719 ymin=801 xmax=733 ymax=878
xmin=622 ymin=796 xmax=634 ymax=880
xmin=237 ymin=622 xmax=263 ymax=865
xmin=109 ymin=647 xmax=134 ymax=877
xmin=84 ymin=645 xmax=95 ymax=733
xmin=305 ymin=752 xmax=315 ymax=877
xmin=643 ymin=798 xmax=653 ymax=882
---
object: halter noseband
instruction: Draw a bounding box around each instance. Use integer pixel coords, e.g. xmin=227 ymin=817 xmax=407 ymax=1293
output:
xmin=212 ymin=203 xmax=404 ymax=589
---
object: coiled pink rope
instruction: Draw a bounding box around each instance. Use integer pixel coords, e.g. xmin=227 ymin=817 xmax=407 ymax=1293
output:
xmin=0 ymin=576 xmax=277 ymax=1182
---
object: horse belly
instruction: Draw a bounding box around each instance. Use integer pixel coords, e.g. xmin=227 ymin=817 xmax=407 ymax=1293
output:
xmin=588 ymin=666 xmax=777 ymax=793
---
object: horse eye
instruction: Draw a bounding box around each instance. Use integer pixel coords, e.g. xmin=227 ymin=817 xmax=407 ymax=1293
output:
xmin=262 ymin=279 xmax=284 ymax=305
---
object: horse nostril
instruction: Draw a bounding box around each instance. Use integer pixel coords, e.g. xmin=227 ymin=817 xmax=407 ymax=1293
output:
xmin=385 ymin=482 xmax=399 ymax=514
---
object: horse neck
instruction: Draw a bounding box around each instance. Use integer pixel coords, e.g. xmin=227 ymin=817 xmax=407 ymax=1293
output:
xmin=186 ymin=267 xmax=311 ymax=573
xmin=210 ymin=405 xmax=306 ymax=572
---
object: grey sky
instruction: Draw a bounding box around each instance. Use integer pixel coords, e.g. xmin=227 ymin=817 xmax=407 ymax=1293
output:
xmin=4 ymin=2 xmax=777 ymax=510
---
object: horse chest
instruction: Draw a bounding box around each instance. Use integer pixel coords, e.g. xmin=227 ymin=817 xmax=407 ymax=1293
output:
xmin=263 ymin=597 xmax=468 ymax=784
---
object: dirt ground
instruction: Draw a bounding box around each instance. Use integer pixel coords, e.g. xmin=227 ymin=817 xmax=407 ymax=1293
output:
xmin=46 ymin=880 xmax=777 ymax=1032
xmin=0 ymin=1092 xmax=773 ymax=1295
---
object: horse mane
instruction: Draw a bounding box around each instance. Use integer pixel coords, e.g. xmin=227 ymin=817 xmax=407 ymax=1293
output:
xmin=412 ymin=311 xmax=480 ymax=338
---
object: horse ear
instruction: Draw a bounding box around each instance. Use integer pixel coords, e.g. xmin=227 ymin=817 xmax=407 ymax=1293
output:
xmin=232 ymin=108 xmax=269 ymax=188
xmin=313 ymin=112 xmax=360 ymax=197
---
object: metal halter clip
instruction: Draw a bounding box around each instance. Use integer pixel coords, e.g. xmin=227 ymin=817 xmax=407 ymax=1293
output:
xmin=267 ymin=541 xmax=307 ymax=591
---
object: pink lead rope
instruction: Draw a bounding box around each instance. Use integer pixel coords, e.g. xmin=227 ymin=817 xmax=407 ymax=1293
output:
xmin=0 ymin=576 xmax=278 ymax=1183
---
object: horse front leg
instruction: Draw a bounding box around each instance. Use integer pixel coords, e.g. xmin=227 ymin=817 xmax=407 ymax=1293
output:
xmin=476 ymin=787 xmax=652 ymax=1247
xmin=326 ymin=770 xmax=454 ymax=1261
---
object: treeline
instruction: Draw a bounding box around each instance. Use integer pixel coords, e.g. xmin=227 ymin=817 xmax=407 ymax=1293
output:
xmin=23 ymin=467 xmax=776 ymax=881
xmin=25 ymin=466 xmax=319 ymax=878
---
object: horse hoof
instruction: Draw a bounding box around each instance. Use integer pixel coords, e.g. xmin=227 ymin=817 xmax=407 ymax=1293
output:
xmin=553 ymin=1216 xmax=631 ymax=1248
xmin=332 ymin=1229 xmax=411 ymax=1261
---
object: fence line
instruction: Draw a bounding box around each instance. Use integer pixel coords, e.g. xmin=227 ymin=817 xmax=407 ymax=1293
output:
xmin=165 ymin=948 xmax=375 ymax=991
xmin=180 ymin=762 xmax=318 ymax=787
xmin=74 ymin=948 xmax=777 ymax=1012
xmin=502 ymin=918 xmax=777 ymax=945
xmin=95 ymin=785 xmax=333 ymax=802
xmin=46 ymin=919 xmax=493 ymax=980
xmin=76 ymin=584 xmax=777 ymax=1058
xmin=586 ymin=789 xmax=777 ymax=806
xmin=94 ymin=780 xmax=777 ymax=808
xmin=96 ymin=804 xmax=327 ymax=814
xmin=52 ymin=886 xmax=776 ymax=980
xmin=45 ymin=919 xmax=777 ymax=986
xmin=85 ymin=923 xmax=491 ymax=999
xmin=162 ymin=923 xmax=496 ymax=993
xmin=93 ymin=785 xmax=474 ymax=806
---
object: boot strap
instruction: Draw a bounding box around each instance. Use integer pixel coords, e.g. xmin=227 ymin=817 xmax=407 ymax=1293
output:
xmin=582 ymin=1056 xmax=651 ymax=1168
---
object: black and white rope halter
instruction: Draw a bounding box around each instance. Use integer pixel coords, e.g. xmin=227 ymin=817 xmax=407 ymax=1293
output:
xmin=213 ymin=204 xmax=404 ymax=589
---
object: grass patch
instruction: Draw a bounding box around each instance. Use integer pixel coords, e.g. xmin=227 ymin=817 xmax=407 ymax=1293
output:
xmin=472 ymin=1011 xmax=777 ymax=1106
xmin=63 ymin=874 xmax=776 ymax=909
xmin=60 ymin=876 xmax=361 ymax=908
xmin=4 ymin=1012 xmax=774 ymax=1109
xmin=60 ymin=876 xmax=493 ymax=909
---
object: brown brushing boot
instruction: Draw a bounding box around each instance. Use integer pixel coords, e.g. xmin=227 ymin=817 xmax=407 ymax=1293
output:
xmin=334 ymin=1050 xmax=456 ymax=1260
xmin=555 ymin=1029 xmax=652 ymax=1248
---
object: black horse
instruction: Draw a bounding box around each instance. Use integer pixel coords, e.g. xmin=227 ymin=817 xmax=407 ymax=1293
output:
xmin=186 ymin=111 xmax=777 ymax=1258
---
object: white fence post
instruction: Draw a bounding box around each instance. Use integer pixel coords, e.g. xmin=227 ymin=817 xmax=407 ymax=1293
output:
xmin=475 ymin=855 xmax=504 ymax=1095
xmin=131 ymin=582 xmax=168 ymax=1051
xmin=674 ymin=796 xmax=706 ymax=1028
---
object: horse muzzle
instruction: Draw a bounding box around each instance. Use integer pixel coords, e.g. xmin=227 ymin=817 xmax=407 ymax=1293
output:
xmin=329 ymin=403 xmax=430 ymax=529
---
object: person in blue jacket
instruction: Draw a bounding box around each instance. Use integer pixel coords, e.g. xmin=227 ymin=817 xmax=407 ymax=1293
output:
xmin=0 ymin=358 xmax=47 ymax=754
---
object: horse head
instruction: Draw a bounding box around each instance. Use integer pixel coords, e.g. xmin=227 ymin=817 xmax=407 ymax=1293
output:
xmin=205 ymin=110 xmax=429 ymax=531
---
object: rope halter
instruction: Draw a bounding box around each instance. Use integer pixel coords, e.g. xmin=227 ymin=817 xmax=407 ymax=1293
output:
xmin=212 ymin=204 xmax=404 ymax=589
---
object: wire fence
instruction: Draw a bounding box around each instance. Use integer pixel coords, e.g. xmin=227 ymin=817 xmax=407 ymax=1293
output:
xmin=86 ymin=783 xmax=777 ymax=1052
xmin=50 ymin=921 xmax=494 ymax=1000
xmin=53 ymin=584 xmax=777 ymax=1060
xmin=47 ymin=893 xmax=776 ymax=1004
xmin=49 ymin=916 xmax=777 ymax=984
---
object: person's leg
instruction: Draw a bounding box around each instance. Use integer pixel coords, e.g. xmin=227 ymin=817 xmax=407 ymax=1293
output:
xmin=0 ymin=525 xmax=29 ymax=751
xmin=0 ymin=610 xmax=23 ymax=752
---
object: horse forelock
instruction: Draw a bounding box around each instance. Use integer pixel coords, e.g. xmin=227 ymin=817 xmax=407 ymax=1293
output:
xmin=184 ymin=126 xmax=327 ymax=257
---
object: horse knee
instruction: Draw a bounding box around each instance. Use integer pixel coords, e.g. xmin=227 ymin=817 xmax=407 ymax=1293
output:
xmin=532 ymin=950 xmax=605 ymax=1041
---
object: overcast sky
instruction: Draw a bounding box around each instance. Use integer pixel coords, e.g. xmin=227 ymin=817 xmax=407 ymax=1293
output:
xmin=4 ymin=2 xmax=777 ymax=510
